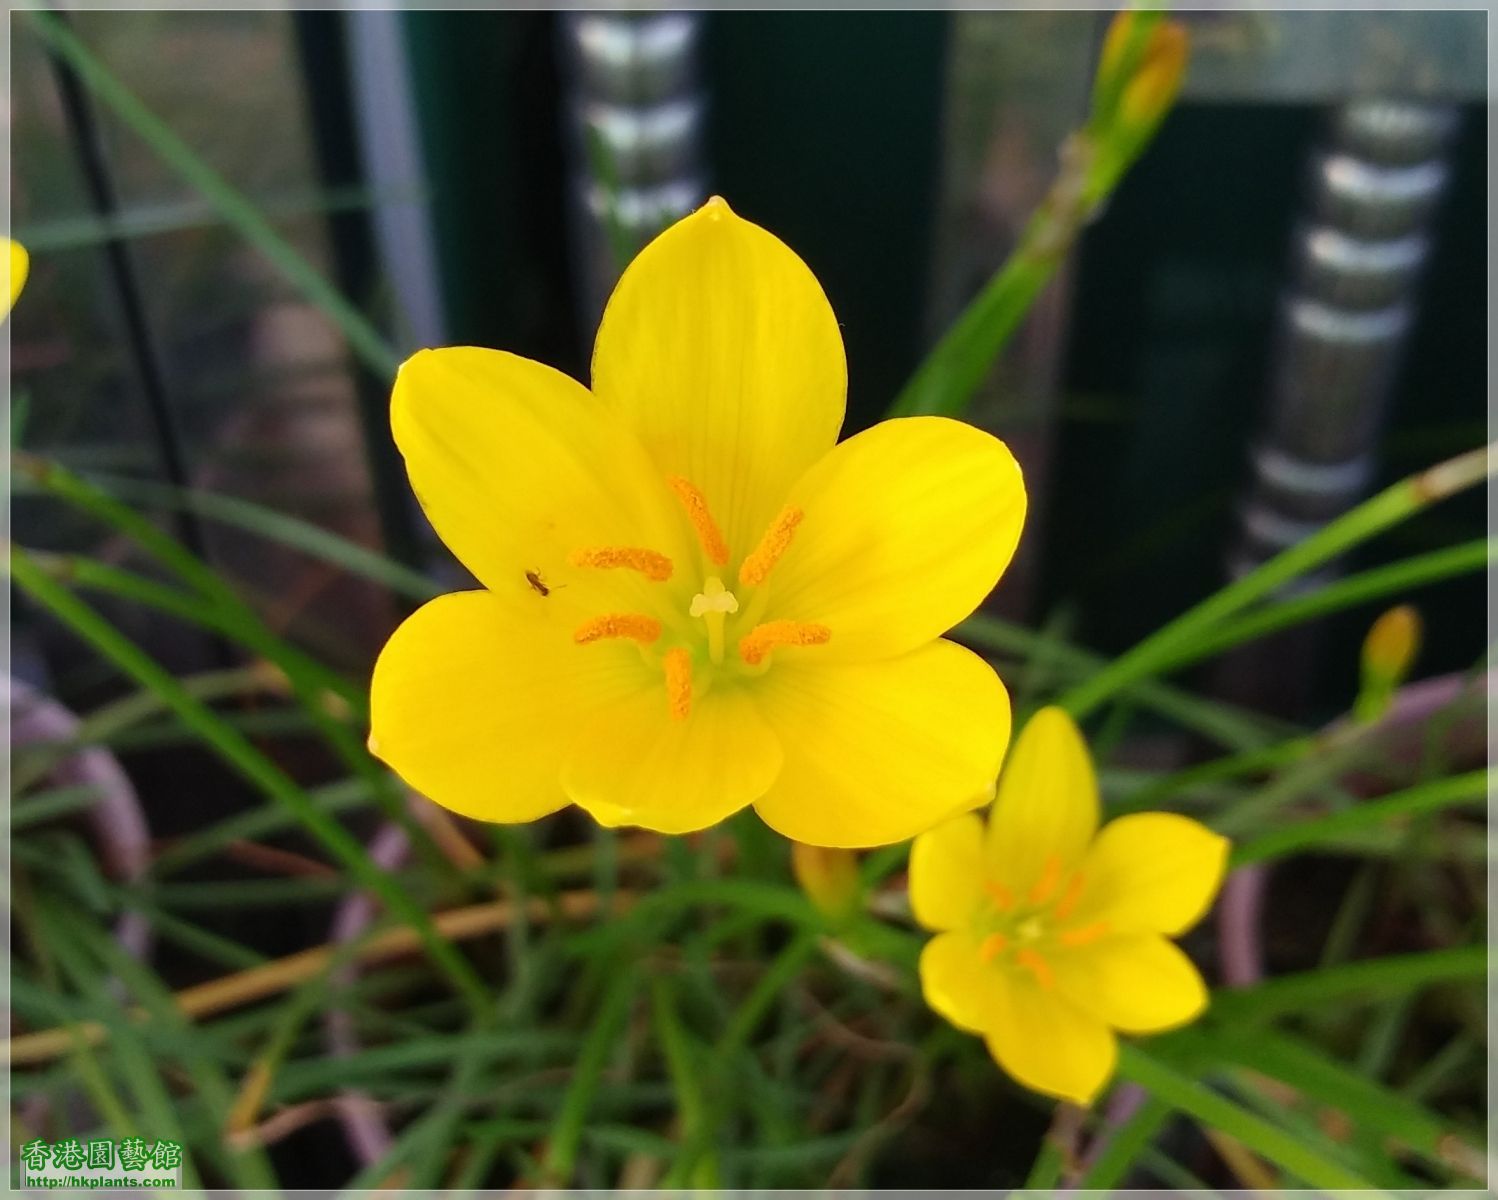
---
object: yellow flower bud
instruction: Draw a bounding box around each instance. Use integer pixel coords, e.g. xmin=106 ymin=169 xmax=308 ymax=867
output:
xmin=1355 ymin=604 xmax=1421 ymax=722
xmin=791 ymin=841 xmax=860 ymax=926
xmin=5 ymin=238 xmax=29 ymax=320
xmin=1120 ymin=21 xmax=1188 ymax=131
xmin=1094 ymin=12 xmax=1189 ymax=143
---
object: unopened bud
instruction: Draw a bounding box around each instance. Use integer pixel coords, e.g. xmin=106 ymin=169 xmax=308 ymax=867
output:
xmin=5 ymin=238 xmax=29 ymax=319
xmin=1120 ymin=22 xmax=1188 ymax=131
xmin=1355 ymin=604 xmax=1421 ymax=722
xmin=1094 ymin=12 xmax=1189 ymax=146
xmin=791 ymin=842 xmax=861 ymax=926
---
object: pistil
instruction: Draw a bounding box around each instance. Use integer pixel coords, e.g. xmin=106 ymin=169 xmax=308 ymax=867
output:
xmin=689 ymin=576 xmax=739 ymax=665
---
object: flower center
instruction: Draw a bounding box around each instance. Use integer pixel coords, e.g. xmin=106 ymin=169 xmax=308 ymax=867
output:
xmin=564 ymin=476 xmax=833 ymax=720
xmin=973 ymin=856 xmax=1109 ymax=988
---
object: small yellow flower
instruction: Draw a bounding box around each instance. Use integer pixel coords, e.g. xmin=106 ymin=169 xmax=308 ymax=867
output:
xmin=5 ymin=238 xmax=29 ymax=319
xmin=911 ymin=706 xmax=1229 ymax=1105
xmin=370 ymin=198 xmax=1026 ymax=846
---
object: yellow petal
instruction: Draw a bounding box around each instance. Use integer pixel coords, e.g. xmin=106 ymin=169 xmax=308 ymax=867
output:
xmin=910 ymin=813 xmax=985 ymax=932
xmin=763 ymin=416 xmax=1026 ymax=661
xmin=1053 ymin=934 xmax=1209 ymax=1034
xmin=591 ymin=197 xmax=846 ymax=562
xmin=985 ymin=706 xmax=1098 ymax=895
xmin=1073 ymin=813 xmax=1230 ymax=936
xmin=919 ymin=930 xmax=1001 ymax=1034
xmin=369 ymin=591 xmax=647 ymax=823
xmin=391 ymin=347 xmax=685 ymax=611
xmin=752 ymin=639 xmax=1010 ymax=849
xmin=5 ymin=238 xmax=28 ymax=318
xmin=984 ymin=973 xmax=1117 ymax=1105
xmin=562 ymin=682 xmax=782 ymax=835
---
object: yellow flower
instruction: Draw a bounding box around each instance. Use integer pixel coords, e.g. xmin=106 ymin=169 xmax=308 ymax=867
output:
xmin=5 ymin=238 xmax=29 ymax=319
xmin=369 ymin=197 xmax=1026 ymax=847
xmin=911 ymin=706 xmax=1229 ymax=1104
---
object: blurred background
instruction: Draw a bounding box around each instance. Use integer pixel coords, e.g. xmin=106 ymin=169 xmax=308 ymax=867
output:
xmin=8 ymin=10 xmax=1488 ymax=1187
xmin=12 ymin=9 xmax=1485 ymax=710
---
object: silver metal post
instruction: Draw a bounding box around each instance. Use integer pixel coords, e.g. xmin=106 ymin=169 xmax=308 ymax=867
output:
xmin=1231 ymin=99 xmax=1458 ymax=586
xmin=557 ymin=12 xmax=707 ymax=330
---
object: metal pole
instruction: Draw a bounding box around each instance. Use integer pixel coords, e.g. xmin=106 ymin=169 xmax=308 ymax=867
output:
xmin=556 ymin=12 xmax=707 ymax=329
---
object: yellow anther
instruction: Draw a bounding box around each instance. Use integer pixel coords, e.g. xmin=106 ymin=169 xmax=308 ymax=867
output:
xmin=979 ymin=932 xmax=1009 ymax=962
xmin=1053 ymin=871 xmax=1087 ymax=921
xmin=667 ymin=475 xmax=730 ymax=565
xmin=738 ymin=620 xmax=831 ymax=666
xmin=1059 ymin=921 xmax=1110 ymax=948
xmin=1015 ymin=948 xmax=1054 ymax=989
xmin=569 ymin=546 xmax=673 ymax=581
xmin=573 ymin=613 xmax=662 ymax=645
xmin=1028 ymin=855 xmax=1063 ymax=906
xmin=664 ymin=646 xmax=692 ymax=721
xmin=983 ymin=880 xmax=1015 ymax=911
xmin=739 ymin=505 xmax=804 ymax=586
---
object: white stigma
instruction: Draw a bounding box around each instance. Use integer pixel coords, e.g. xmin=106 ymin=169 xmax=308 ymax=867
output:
xmin=689 ymin=575 xmax=740 ymax=618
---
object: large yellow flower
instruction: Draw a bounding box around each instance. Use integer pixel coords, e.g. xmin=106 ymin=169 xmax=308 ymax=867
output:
xmin=911 ymin=706 xmax=1229 ymax=1103
xmin=369 ymin=198 xmax=1026 ymax=847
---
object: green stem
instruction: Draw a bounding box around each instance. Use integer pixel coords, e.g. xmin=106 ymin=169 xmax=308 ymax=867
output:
xmin=1116 ymin=1046 xmax=1381 ymax=1190
xmin=1060 ymin=444 xmax=1493 ymax=719
xmin=958 ymin=612 xmax=1283 ymax=750
xmin=540 ymin=965 xmax=641 ymax=1185
xmin=1211 ymin=944 xmax=1485 ymax=1023
xmin=1162 ymin=539 xmax=1491 ymax=671
xmin=9 ymin=545 xmax=491 ymax=1018
xmin=1232 ymin=769 xmax=1490 ymax=866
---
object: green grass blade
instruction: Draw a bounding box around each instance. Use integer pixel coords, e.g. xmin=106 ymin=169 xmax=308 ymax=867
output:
xmin=1176 ymin=540 xmax=1492 ymax=667
xmin=1232 ymin=769 xmax=1490 ymax=866
xmin=1211 ymin=945 xmax=1485 ymax=1022
xmin=1205 ymin=1027 xmax=1484 ymax=1180
xmin=9 ymin=545 xmax=491 ymax=1018
xmin=1116 ymin=1045 xmax=1382 ymax=1190
xmin=1060 ymin=444 xmax=1493 ymax=719
xmin=25 ymin=10 xmax=401 ymax=380
xmin=79 ymin=469 xmax=440 ymax=602
xmin=540 ymin=965 xmax=642 ymax=1185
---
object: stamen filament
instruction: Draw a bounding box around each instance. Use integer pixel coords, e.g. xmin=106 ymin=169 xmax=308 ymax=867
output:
xmin=573 ymin=613 xmax=662 ymax=645
xmin=667 ymin=476 xmax=730 ymax=566
xmin=1028 ymin=855 xmax=1063 ymax=906
xmin=1059 ymin=921 xmax=1110 ymax=948
xmin=738 ymin=620 xmax=831 ymax=666
xmin=664 ymin=647 xmax=692 ymax=721
xmin=979 ymin=932 xmax=1009 ymax=962
xmin=1015 ymin=948 xmax=1054 ymax=989
xmin=569 ymin=546 xmax=672 ymax=581
xmin=983 ymin=880 xmax=1015 ymax=911
xmin=739 ymin=505 xmax=804 ymax=586
xmin=1053 ymin=871 xmax=1087 ymax=921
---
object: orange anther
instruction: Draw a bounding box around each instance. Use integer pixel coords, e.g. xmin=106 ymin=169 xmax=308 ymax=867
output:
xmin=663 ymin=646 xmax=692 ymax=721
xmin=739 ymin=505 xmax=804 ymax=586
xmin=983 ymin=880 xmax=1015 ymax=911
xmin=1028 ymin=855 xmax=1063 ymax=906
xmin=1015 ymin=948 xmax=1054 ymax=989
xmin=979 ymin=932 xmax=1009 ymax=962
xmin=573 ymin=613 xmax=662 ymax=645
xmin=1059 ymin=921 xmax=1111 ymax=948
xmin=667 ymin=476 xmax=730 ymax=566
xmin=1053 ymin=871 xmax=1087 ymax=921
xmin=738 ymin=620 xmax=832 ymax=666
xmin=569 ymin=546 xmax=673 ymax=581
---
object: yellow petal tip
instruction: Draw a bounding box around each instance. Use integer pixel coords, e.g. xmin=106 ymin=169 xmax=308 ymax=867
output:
xmin=699 ymin=194 xmax=733 ymax=219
